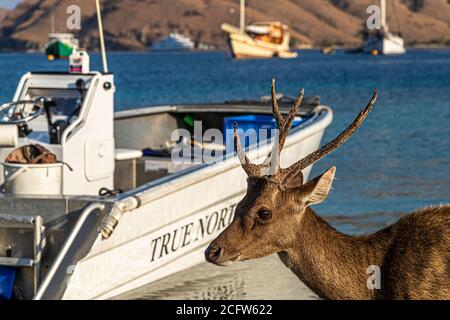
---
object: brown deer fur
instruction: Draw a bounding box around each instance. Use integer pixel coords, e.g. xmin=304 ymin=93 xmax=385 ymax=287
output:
xmin=278 ymin=204 xmax=450 ymax=299
xmin=205 ymin=81 xmax=450 ymax=300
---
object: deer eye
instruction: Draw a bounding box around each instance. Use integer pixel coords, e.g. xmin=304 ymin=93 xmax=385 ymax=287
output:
xmin=258 ymin=209 xmax=272 ymax=221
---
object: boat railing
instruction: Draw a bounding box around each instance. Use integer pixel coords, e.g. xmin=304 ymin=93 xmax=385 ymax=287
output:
xmin=33 ymin=202 xmax=105 ymax=300
xmin=60 ymin=73 xmax=102 ymax=144
xmin=0 ymin=214 xmax=44 ymax=297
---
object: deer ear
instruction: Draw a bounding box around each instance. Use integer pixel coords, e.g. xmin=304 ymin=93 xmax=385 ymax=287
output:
xmin=302 ymin=167 xmax=336 ymax=206
xmin=283 ymin=170 xmax=304 ymax=189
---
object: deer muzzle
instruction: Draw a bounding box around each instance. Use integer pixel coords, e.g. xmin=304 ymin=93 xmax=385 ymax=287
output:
xmin=205 ymin=245 xmax=223 ymax=263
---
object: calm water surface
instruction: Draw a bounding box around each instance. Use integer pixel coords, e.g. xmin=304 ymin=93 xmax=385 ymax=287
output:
xmin=0 ymin=49 xmax=449 ymax=299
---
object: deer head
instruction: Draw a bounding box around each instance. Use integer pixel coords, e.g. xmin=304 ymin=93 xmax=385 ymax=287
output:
xmin=205 ymin=80 xmax=378 ymax=266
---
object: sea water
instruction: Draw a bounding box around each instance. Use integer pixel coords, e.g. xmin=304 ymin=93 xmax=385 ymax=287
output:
xmin=1 ymin=49 xmax=449 ymax=299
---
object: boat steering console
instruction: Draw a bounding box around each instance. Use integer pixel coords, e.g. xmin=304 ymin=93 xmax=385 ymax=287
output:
xmin=0 ymin=98 xmax=48 ymax=137
xmin=0 ymin=78 xmax=87 ymax=144
xmin=0 ymin=99 xmax=46 ymax=125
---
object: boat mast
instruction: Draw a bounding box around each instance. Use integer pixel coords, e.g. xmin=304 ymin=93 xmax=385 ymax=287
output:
xmin=380 ymin=0 xmax=388 ymax=31
xmin=95 ymin=0 xmax=109 ymax=73
xmin=240 ymin=0 xmax=245 ymax=33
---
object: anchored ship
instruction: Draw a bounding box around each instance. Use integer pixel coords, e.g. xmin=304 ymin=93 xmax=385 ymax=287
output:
xmin=362 ymin=0 xmax=405 ymax=55
xmin=221 ymin=0 xmax=298 ymax=59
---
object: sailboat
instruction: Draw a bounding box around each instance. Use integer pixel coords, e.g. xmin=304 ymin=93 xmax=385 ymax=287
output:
xmin=363 ymin=0 xmax=405 ymax=55
xmin=221 ymin=0 xmax=298 ymax=59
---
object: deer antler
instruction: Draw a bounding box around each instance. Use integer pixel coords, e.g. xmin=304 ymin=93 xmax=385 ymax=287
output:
xmin=264 ymin=79 xmax=304 ymax=163
xmin=234 ymin=122 xmax=265 ymax=176
xmin=234 ymin=79 xmax=378 ymax=185
xmin=279 ymin=89 xmax=378 ymax=181
xmin=234 ymin=79 xmax=304 ymax=178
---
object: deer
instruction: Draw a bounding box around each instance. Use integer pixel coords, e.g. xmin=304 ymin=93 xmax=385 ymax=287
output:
xmin=205 ymin=80 xmax=450 ymax=300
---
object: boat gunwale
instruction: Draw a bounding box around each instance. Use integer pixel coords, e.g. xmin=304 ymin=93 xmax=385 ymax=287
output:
xmin=114 ymin=102 xmax=319 ymax=120
xmin=117 ymin=105 xmax=333 ymax=204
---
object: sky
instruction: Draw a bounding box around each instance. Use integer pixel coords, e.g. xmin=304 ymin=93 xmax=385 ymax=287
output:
xmin=0 ymin=0 xmax=22 ymax=10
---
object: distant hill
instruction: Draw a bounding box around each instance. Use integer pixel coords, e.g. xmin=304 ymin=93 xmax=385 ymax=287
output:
xmin=1 ymin=0 xmax=450 ymax=51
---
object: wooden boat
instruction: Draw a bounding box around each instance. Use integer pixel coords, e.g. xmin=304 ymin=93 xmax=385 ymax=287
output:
xmin=221 ymin=0 xmax=297 ymax=59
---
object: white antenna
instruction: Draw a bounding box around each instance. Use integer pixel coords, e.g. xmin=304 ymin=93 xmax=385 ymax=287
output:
xmin=240 ymin=0 xmax=246 ymax=33
xmin=380 ymin=0 xmax=387 ymax=31
xmin=95 ymin=0 xmax=109 ymax=73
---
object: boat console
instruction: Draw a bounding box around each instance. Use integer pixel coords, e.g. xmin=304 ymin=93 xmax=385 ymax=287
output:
xmin=0 ymin=71 xmax=115 ymax=195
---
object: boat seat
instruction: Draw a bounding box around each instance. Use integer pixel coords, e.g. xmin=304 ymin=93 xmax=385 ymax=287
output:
xmin=115 ymin=148 xmax=143 ymax=161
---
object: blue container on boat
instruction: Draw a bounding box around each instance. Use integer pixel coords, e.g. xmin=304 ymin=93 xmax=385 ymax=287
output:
xmin=224 ymin=115 xmax=305 ymax=150
xmin=0 ymin=266 xmax=16 ymax=300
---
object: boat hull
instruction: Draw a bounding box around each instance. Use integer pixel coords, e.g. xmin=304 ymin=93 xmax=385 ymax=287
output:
xmin=62 ymin=106 xmax=332 ymax=300
xmin=363 ymin=32 xmax=406 ymax=55
xmin=45 ymin=41 xmax=75 ymax=60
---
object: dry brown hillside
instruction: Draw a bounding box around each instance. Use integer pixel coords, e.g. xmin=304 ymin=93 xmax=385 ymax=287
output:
xmin=1 ymin=0 xmax=450 ymax=51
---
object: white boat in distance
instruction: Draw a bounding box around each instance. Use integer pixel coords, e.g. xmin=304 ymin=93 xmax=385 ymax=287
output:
xmin=222 ymin=0 xmax=298 ymax=59
xmin=152 ymin=33 xmax=195 ymax=51
xmin=0 ymin=1 xmax=332 ymax=300
xmin=363 ymin=0 xmax=406 ymax=55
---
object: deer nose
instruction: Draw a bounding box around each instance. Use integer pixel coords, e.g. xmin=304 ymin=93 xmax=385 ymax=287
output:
xmin=205 ymin=245 xmax=223 ymax=263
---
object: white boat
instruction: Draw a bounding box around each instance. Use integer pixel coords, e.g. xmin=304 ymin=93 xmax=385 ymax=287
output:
xmin=221 ymin=0 xmax=297 ymax=59
xmin=0 ymin=1 xmax=332 ymax=300
xmin=152 ymin=33 xmax=195 ymax=51
xmin=363 ymin=0 xmax=406 ymax=55
xmin=0 ymin=72 xmax=332 ymax=300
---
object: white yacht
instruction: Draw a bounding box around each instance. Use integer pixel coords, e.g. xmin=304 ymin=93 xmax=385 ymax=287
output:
xmin=363 ymin=0 xmax=406 ymax=55
xmin=152 ymin=33 xmax=195 ymax=51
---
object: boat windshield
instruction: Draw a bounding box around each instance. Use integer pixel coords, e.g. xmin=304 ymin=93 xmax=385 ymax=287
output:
xmin=26 ymin=88 xmax=81 ymax=117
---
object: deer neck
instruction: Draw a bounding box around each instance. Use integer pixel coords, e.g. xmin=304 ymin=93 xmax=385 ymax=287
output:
xmin=278 ymin=207 xmax=390 ymax=300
